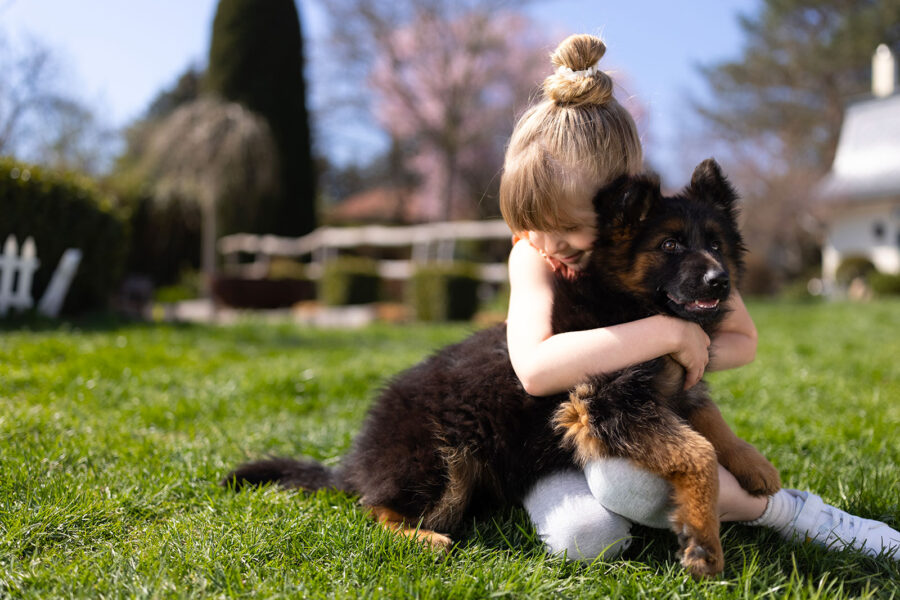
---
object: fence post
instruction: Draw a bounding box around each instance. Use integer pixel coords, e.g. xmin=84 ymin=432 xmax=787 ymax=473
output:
xmin=0 ymin=235 xmax=15 ymax=315
xmin=0 ymin=235 xmax=41 ymax=316
xmin=38 ymin=248 xmax=82 ymax=318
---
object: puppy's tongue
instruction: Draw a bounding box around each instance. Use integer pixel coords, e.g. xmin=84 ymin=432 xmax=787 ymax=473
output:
xmin=686 ymin=299 xmax=720 ymax=311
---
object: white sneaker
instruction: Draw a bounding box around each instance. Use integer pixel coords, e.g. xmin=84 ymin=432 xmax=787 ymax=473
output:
xmin=780 ymin=489 xmax=900 ymax=560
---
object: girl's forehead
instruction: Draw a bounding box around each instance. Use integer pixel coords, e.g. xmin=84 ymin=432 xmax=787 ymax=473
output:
xmin=524 ymin=194 xmax=595 ymax=233
xmin=556 ymin=193 xmax=596 ymax=221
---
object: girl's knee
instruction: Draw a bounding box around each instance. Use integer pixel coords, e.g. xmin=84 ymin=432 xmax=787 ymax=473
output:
xmin=585 ymin=458 xmax=672 ymax=529
xmin=541 ymin=507 xmax=633 ymax=561
xmin=524 ymin=470 xmax=633 ymax=561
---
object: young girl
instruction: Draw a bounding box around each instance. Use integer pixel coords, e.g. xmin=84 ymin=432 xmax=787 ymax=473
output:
xmin=500 ymin=33 xmax=900 ymax=562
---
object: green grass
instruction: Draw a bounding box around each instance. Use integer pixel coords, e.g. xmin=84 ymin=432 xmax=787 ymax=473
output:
xmin=1 ymin=300 xmax=898 ymax=598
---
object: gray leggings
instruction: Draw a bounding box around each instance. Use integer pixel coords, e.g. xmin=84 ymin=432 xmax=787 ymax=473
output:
xmin=523 ymin=459 xmax=672 ymax=561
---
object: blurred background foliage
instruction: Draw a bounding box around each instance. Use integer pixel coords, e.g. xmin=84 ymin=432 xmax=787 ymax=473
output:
xmin=2 ymin=0 xmax=900 ymax=314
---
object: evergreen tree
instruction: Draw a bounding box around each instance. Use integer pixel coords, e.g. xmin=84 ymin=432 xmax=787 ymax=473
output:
xmin=697 ymin=0 xmax=900 ymax=173
xmin=206 ymin=0 xmax=317 ymax=236
xmin=693 ymin=0 xmax=900 ymax=284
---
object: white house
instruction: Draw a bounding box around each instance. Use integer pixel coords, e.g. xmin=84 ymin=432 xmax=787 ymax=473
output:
xmin=818 ymin=45 xmax=900 ymax=285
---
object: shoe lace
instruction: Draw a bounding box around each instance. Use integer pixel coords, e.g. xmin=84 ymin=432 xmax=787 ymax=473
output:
xmin=818 ymin=505 xmax=868 ymax=541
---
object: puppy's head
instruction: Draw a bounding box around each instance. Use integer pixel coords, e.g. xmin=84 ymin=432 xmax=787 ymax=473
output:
xmin=590 ymin=159 xmax=745 ymax=325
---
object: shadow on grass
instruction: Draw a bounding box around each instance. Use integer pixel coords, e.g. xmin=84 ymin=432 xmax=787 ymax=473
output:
xmin=460 ymin=511 xmax=898 ymax=590
xmin=0 ymin=309 xmax=462 ymax=353
xmin=0 ymin=309 xmax=191 ymax=333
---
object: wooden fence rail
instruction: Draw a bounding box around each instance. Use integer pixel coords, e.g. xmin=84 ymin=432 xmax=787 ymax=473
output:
xmin=218 ymin=220 xmax=513 ymax=283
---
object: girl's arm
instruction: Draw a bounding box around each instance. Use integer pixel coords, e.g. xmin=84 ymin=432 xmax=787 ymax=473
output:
xmin=707 ymin=291 xmax=757 ymax=372
xmin=506 ymin=240 xmax=711 ymax=397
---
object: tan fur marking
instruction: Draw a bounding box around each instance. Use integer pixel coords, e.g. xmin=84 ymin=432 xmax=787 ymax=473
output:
xmin=368 ymin=505 xmax=453 ymax=551
xmin=426 ymin=446 xmax=481 ymax=531
xmin=618 ymin=251 xmax=665 ymax=293
xmin=653 ymin=356 xmax=686 ymax=398
xmin=553 ymin=384 xmax=608 ymax=466
xmin=642 ymin=425 xmax=722 ymax=578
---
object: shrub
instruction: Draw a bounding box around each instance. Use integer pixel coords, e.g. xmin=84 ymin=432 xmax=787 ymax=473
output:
xmin=835 ymin=256 xmax=876 ymax=286
xmin=318 ymin=257 xmax=380 ymax=306
xmin=409 ymin=262 xmax=481 ymax=322
xmin=213 ymin=276 xmax=315 ymax=308
xmin=0 ymin=158 xmax=128 ymax=314
xmin=869 ymin=272 xmax=900 ymax=296
xmin=119 ymin=191 xmax=201 ymax=287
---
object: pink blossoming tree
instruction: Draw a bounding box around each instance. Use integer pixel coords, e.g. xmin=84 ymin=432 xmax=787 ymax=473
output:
xmin=368 ymin=9 xmax=550 ymax=221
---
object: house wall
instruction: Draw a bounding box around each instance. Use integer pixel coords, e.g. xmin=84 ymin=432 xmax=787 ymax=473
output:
xmin=822 ymin=199 xmax=900 ymax=282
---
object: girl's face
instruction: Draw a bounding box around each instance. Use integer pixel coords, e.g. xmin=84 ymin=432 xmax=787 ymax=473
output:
xmin=525 ymin=194 xmax=597 ymax=272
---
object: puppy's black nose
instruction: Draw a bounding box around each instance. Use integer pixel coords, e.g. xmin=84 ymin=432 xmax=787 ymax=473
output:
xmin=703 ymin=269 xmax=729 ymax=290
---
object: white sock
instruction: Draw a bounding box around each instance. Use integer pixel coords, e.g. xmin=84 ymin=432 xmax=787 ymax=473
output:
xmin=743 ymin=489 xmax=803 ymax=533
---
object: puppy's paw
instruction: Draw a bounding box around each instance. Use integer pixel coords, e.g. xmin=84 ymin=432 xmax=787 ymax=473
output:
xmin=422 ymin=531 xmax=454 ymax=551
xmin=722 ymin=442 xmax=781 ymax=496
xmin=676 ymin=525 xmax=724 ymax=579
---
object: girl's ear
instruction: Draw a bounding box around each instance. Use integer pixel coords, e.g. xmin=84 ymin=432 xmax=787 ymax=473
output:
xmin=689 ymin=158 xmax=737 ymax=210
xmin=594 ymin=174 xmax=661 ymax=228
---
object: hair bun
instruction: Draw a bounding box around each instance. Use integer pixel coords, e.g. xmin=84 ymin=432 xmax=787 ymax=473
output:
xmin=543 ymin=34 xmax=614 ymax=107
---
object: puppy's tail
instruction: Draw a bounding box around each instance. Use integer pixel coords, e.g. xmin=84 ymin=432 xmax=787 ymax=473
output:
xmin=220 ymin=457 xmax=345 ymax=492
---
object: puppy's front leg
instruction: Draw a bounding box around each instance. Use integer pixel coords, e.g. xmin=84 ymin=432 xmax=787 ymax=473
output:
xmin=684 ymin=398 xmax=780 ymax=496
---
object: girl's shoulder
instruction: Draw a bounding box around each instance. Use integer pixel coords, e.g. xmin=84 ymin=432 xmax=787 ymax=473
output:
xmin=510 ymin=236 xmax=578 ymax=280
xmin=509 ymin=237 xmax=550 ymax=276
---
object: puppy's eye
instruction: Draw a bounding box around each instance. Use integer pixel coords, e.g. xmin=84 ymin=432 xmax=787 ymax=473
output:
xmin=710 ymin=240 xmax=721 ymax=252
xmin=661 ymin=239 xmax=678 ymax=252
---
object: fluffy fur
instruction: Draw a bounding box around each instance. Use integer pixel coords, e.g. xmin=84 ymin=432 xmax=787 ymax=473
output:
xmin=223 ymin=159 xmax=779 ymax=578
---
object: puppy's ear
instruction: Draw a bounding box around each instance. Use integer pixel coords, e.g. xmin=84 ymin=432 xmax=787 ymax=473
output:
xmin=689 ymin=158 xmax=737 ymax=210
xmin=594 ymin=174 xmax=661 ymax=228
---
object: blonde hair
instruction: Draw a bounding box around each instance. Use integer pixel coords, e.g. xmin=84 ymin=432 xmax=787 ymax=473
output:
xmin=500 ymin=34 xmax=643 ymax=233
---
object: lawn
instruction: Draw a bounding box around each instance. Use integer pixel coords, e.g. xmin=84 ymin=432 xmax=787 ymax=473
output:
xmin=1 ymin=300 xmax=898 ymax=598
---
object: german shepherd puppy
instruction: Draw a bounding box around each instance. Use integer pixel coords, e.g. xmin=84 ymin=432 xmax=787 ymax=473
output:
xmin=223 ymin=159 xmax=780 ymax=578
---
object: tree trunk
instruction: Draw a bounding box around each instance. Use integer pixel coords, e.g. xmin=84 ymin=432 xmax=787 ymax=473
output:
xmin=201 ymin=198 xmax=218 ymax=298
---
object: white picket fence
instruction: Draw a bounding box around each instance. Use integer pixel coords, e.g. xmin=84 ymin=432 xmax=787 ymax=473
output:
xmin=218 ymin=219 xmax=512 ymax=282
xmin=0 ymin=234 xmax=82 ymax=317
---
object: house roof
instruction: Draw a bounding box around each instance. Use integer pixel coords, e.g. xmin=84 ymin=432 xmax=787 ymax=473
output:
xmin=818 ymin=93 xmax=900 ymax=202
xmin=326 ymin=186 xmax=425 ymax=225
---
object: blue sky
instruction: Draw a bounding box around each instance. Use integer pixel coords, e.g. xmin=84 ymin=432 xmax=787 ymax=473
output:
xmin=1 ymin=0 xmax=759 ymax=186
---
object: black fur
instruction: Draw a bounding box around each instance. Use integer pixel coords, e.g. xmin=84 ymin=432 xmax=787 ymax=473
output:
xmin=223 ymin=159 xmax=756 ymax=555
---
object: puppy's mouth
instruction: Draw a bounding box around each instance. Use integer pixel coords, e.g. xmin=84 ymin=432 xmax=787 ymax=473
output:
xmin=667 ymin=294 xmax=720 ymax=313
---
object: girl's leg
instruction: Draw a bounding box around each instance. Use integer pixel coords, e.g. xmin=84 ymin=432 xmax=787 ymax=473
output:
xmin=745 ymin=489 xmax=900 ymax=560
xmin=585 ymin=458 xmax=900 ymax=560
xmin=717 ymin=465 xmax=768 ymax=521
xmin=587 ymin=459 xmax=765 ymax=524
xmin=523 ymin=469 xmax=633 ymax=561
xmin=584 ymin=458 xmax=672 ymax=529
xmin=719 ymin=466 xmax=899 ymax=558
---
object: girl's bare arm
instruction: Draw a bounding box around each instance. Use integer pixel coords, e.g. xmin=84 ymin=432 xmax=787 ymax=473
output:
xmin=506 ymin=241 xmax=712 ymax=397
xmin=707 ymin=291 xmax=757 ymax=372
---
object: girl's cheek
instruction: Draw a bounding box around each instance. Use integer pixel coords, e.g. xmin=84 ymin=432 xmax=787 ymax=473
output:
xmin=575 ymin=231 xmax=596 ymax=248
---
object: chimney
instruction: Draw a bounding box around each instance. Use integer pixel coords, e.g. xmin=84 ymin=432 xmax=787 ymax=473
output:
xmin=872 ymin=44 xmax=896 ymax=98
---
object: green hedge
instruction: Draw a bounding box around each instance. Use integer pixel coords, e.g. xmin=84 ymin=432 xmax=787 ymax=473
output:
xmin=835 ymin=256 xmax=876 ymax=285
xmin=409 ymin=263 xmax=481 ymax=322
xmin=119 ymin=190 xmax=200 ymax=287
xmin=869 ymin=272 xmax=900 ymax=296
xmin=0 ymin=158 xmax=128 ymax=314
xmin=318 ymin=257 xmax=380 ymax=306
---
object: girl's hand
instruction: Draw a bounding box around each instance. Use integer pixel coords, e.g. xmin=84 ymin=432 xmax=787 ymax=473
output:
xmin=666 ymin=318 xmax=711 ymax=389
